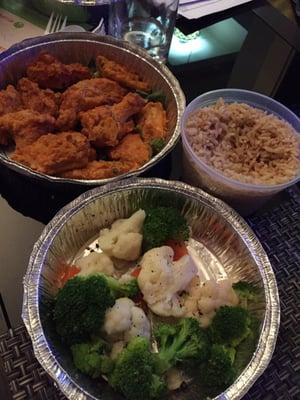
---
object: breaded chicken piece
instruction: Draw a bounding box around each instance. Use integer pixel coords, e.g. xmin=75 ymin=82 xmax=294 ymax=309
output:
xmin=80 ymin=92 xmax=145 ymax=147
xmin=80 ymin=106 xmax=134 ymax=147
xmin=60 ymin=160 xmax=138 ymax=180
xmin=137 ymin=101 xmax=167 ymax=143
xmin=0 ymin=85 xmax=23 ymax=117
xmin=12 ymin=131 xmax=90 ymax=175
xmin=109 ymin=134 xmax=151 ymax=165
xmin=96 ymin=55 xmax=150 ymax=92
xmin=0 ymin=110 xmax=56 ymax=148
xmin=17 ymin=78 xmax=60 ymax=117
xmin=26 ymin=52 xmax=91 ymax=90
xmin=57 ymin=78 xmax=127 ymax=130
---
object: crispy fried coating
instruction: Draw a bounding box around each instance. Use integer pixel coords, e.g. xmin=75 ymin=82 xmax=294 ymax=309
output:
xmin=60 ymin=160 xmax=138 ymax=180
xmin=109 ymin=134 xmax=151 ymax=165
xmin=112 ymin=92 xmax=145 ymax=122
xmin=0 ymin=85 xmax=23 ymax=117
xmin=0 ymin=110 xmax=56 ymax=148
xmin=17 ymin=78 xmax=60 ymax=117
xmin=96 ymin=55 xmax=150 ymax=92
xmin=57 ymin=78 xmax=127 ymax=130
xmin=80 ymin=92 xmax=145 ymax=147
xmin=137 ymin=101 xmax=167 ymax=143
xmin=26 ymin=52 xmax=91 ymax=90
xmin=12 ymin=131 xmax=90 ymax=175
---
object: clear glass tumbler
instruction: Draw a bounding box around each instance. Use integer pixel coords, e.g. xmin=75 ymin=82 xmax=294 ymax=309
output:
xmin=108 ymin=0 xmax=179 ymax=63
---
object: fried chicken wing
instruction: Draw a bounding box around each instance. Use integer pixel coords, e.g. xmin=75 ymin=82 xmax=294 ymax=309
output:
xmin=57 ymin=78 xmax=127 ymax=130
xmin=137 ymin=101 xmax=167 ymax=143
xmin=109 ymin=134 xmax=151 ymax=165
xmin=80 ymin=92 xmax=145 ymax=147
xmin=96 ymin=55 xmax=150 ymax=92
xmin=60 ymin=160 xmax=138 ymax=180
xmin=112 ymin=92 xmax=146 ymax=122
xmin=17 ymin=78 xmax=60 ymax=117
xmin=12 ymin=131 xmax=90 ymax=175
xmin=26 ymin=52 xmax=91 ymax=90
xmin=0 ymin=110 xmax=56 ymax=148
xmin=0 ymin=85 xmax=23 ymax=117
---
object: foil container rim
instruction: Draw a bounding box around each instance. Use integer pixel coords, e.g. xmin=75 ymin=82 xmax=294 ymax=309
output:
xmin=0 ymin=33 xmax=185 ymax=186
xmin=22 ymin=177 xmax=280 ymax=400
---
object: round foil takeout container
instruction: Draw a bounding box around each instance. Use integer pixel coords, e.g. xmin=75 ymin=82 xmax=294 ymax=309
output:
xmin=22 ymin=177 xmax=280 ymax=400
xmin=0 ymin=32 xmax=185 ymax=186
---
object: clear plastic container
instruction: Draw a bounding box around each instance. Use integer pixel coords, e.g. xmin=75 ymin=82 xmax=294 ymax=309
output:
xmin=181 ymin=89 xmax=300 ymax=216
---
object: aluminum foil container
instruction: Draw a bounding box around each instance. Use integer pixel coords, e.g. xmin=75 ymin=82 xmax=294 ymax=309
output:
xmin=0 ymin=33 xmax=185 ymax=186
xmin=22 ymin=178 xmax=280 ymax=400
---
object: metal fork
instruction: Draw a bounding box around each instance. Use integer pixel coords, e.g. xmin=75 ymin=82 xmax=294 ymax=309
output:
xmin=44 ymin=12 xmax=68 ymax=35
xmin=92 ymin=18 xmax=105 ymax=34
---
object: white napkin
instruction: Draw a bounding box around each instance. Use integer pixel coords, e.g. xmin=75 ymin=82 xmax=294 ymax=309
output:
xmin=178 ymin=0 xmax=253 ymax=20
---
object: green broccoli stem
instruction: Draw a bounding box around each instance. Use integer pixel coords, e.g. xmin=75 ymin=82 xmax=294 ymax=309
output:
xmin=105 ymin=275 xmax=138 ymax=298
xmin=157 ymin=329 xmax=189 ymax=373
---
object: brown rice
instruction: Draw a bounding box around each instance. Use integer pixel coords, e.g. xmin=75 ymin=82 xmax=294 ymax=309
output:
xmin=185 ymin=99 xmax=300 ymax=185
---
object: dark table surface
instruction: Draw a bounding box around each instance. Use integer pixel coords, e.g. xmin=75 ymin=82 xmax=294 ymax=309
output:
xmin=0 ymin=1 xmax=300 ymax=399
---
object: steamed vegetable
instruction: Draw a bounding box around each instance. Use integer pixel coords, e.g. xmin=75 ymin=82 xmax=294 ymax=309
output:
xmin=109 ymin=337 xmax=167 ymax=400
xmin=54 ymin=275 xmax=115 ymax=345
xmin=71 ymin=338 xmax=114 ymax=378
xmin=233 ymin=315 xmax=260 ymax=374
xmin=233 ymin=281 xmax=259 ymax=308
xmin=142 ymin=207 xmax=190 ymax=251
xmin=54 ymin=274 xmax=139 ymax=345
xmin=104 ymin=274 xmax=139 ymax=298
xmin=201 ymin=344 xmax=236 ymax=392
xmin=154 ymin=318 xmax=210 ymax=373
xmin=210 ymin=306 xmax=252 ymax=347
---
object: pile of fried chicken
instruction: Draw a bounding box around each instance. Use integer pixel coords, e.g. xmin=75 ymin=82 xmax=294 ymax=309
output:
xmin=0 ymin=52 xmax=168 ymax=179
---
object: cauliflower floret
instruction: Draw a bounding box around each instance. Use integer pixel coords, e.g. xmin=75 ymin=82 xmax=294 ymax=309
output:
xmin=124 ymin=306 xmax=151 ymax=342
xmin=103 ymin=297 xmax=150 ymax=342
xmin=138 ymin=246 xmax=174 ymax=305
xmin=104 ymin=298 xmax=135 ymax=336
xmin=138 ymin=246 xmax=197 ymax=317
xmin=184 ymin=277 xmax=239 ymax=327
xmin=166 ymin=368 xmax=186 ymax=391
xmin=150 ymin=295 xmax=185 ymax=318
xmin=111 ymin=232 xmax=143 ymax=261
xmin=76 ymin=251 xmax=115 ymax=277
xmin=110 ymin=341 xmax=125 ymax=360
xmin=172 ymin=255 xmax=198 ymax=292
xmin=98 ymin=209 xmax=146 ymax=261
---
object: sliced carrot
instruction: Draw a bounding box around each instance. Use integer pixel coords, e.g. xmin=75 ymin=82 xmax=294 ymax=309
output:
xmin=165 ymin=239 xmax=188 ymax=261
xmin=58 ymin=264 xmax=80 ymax=286
xmin=131 ymin=266 xmax=142 ymax=278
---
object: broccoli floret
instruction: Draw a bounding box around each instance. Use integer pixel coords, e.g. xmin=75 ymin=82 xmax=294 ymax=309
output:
xmin=233 ymin=281 xmax=259 ymax=308
xmin=201 ymin=344 xmax=236 ymax=392
xmin=53 ymin=275 xmax=115 ymax=345
xmin=104 ymin=274 xmax=139 ymax=298
xmin=109 ymin=337 xmax=167 ymax=400
xmin=143 ymin=207 xmax=190 ymax=251
xmin=54 ymin=274 xmax=139 ymax=345
xmin=154 ymin=318 xmax=210 ymax=373
xmin=71 ymin=338 xmax=114 ymax=378
xmin=150 ymin=138 xmax=166 ymax=155
xmin=210 ymin=306 xmax=251 ymax=347
xmin=233 ymin=315 xmax=260 ymax=375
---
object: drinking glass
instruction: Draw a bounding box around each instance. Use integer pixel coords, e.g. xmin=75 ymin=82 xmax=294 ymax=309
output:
xmin=108 ymin=0 xmax=179 ymax=63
